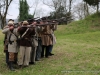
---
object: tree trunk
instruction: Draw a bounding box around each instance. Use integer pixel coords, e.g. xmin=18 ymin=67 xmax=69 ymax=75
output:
xmin=97 ymin=3 xmax=99 ymax=13
xmin=86 ymin=2 xmax=89 ymax=16
xmin=0 ymin=0 xmax=13 ymax=29
xmin=69 ymin=0 xmax=72 ymax=13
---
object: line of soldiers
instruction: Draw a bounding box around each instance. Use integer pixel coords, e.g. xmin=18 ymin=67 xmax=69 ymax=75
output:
xmin=2 ymin=18 xmax=57 ymax=71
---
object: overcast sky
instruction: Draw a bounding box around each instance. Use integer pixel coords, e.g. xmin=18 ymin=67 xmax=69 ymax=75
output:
xmin=6 ymin=0 xmax=82 ymax=19
xmin=6 ymin=0 xmax=53 ymax=19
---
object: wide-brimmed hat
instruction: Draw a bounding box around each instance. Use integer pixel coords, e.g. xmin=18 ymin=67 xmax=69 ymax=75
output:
xmin=8 ymin=21 xmax=14 ymax=25
xmin=22 ymin=21 xmax=29 ymax=25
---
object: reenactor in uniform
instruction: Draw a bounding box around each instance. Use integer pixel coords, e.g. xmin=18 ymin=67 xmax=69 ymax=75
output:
xmin=2 ymin=21 xmax=19 ymax=71
xmin=17 ymin=21 xmax=35 ymax=67
xmin=29 ymin=21 xmax=38 ymax=64
xmin=41 ymin=20 xmax=53 ymax=58
xmin=48 ymin=21 xmax=57 ymax=56
xmin=35 ymin=21 xmax=43 ymax=61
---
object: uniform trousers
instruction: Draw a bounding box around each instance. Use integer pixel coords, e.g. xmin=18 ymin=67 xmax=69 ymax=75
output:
xmin=36 ymin=38 xmax=42 ymax=60
xmin=18 ymin=46 xmax=31 ymax=66
xmin=30 ymin=46 xmax=37 ymax=63
xmin=49 ymin=45 xmax=53 ymax=53
xmin=41 ymin=45 xmax=50 ymax=58
xmin=5 ymin=50 xmax=9 ymax=65
xmin=9 ymin=52 xmax=15 ymax=61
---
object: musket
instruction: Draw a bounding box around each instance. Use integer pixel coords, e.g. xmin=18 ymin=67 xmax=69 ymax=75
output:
xmin=36 ymin=22 xmax=58 ymax=26
xmin=14 ymin=22 xmax=57 ymax=28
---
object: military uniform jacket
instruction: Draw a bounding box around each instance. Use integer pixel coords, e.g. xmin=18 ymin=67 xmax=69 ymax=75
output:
xmin=41 ymin=25 xmax=53 ymax=46
xmin=18 ymin=27 xmax=35 ymax=47
xmin=2 ymin=26 xmax=19 ymax=53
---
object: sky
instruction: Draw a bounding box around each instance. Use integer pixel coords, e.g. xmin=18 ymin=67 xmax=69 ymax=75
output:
xmin=6 ymin=0 xmax=82 ymax=19
xmin=6 ymin=0 xmax=53 ymax=19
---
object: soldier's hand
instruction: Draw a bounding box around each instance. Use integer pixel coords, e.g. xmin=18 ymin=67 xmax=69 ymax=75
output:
xmin=9 ymin=26 xmax=14 ymax=30
xmin=27 ymin=25 xmax=31 ymax=27
xmin=17 ymin=26 xmax=20 ymax=29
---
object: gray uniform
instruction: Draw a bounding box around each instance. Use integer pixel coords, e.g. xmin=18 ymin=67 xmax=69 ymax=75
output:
xmin=2 ymin=25 xmax=19 ymax=71
xmin=2 ymin=26 xmax=19 ymax=53
xmin=30 ymin=26 xmax=38 ymax=64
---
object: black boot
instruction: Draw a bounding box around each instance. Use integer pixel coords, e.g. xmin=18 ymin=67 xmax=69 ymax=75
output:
xmin=29 ymin=62 xmax=36 ymax=65
xmin=9 ymin=61 xmax=15 ymax=71
xmin=49 ymin=52 xmax=54 ymax=56
xmin=14 ymin=59 xmax=17 ymax=65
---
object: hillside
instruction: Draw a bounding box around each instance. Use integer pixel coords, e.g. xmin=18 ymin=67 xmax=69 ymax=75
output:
xmin=55 ymin=13 xmax=100 ymax=36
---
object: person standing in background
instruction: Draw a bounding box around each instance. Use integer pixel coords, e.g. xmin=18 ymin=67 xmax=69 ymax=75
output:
xmin=49 ymin=22 xmax=57 ymax=56
xmin=17 ymin=21 xmax=35 ymax=68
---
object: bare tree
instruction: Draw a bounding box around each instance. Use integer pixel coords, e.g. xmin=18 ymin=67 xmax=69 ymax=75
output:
xmin=27 ymin=0 xmax=40 ymax=18
xmin=42 ymin=0 xmax=68 ymax=18
xmin=69 ymin=0 xmax=73 ymax=13
xmin=0 ymin=0 xmax=13 ymax=29
xmin=84 ymin=2 xmax=89 ymax=17
xmin=73 ymin=2 xmax=90 ymax=20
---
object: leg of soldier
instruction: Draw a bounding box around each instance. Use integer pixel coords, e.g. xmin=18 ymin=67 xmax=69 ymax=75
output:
xmin=17 ymin=46 xmax=25 ymax=66
xmin=23 ymin=47 xmax=31 ymax=66
xmin=49 ymin=45 xmax=53 ymax=53
xmin=36 ymin=46 xmax=39 ymax=61
xmin=36 ymin=40 xmax=42 ymax=61
xmin=5 ymin=50 xmax=9 ymax=66
xmin=14 ymin=53 xmax=18 ymax=64
xmin=41 ymin=45 xmax=45 ymax=58
xmin=33 ymin=46 xmax=37 ymax=64
xmin=30 ymin=47 xmax=36 ymax=64
xmin=37 ymin=39 xmax=42 ymax=60
xmin=4 ymin=45 xmax=9 ymax=66
xmin=30 ymin=47 xmax=34 ymax=63
xmin=9 ymin=52 xmax=15 ymax=71
xmin=36 ymin=39 xmax=39 ymax=61
xmin=49 ymin=45 xmax=54 ymax=56
xmin=45 ymin=45 xmax=50 ymax=58
xmin=31 ymin=47 xmax=37 ymax=64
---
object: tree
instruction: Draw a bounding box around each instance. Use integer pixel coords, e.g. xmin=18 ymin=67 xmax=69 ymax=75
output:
xmin=19 ymin=0 xmax=34 ymax=22
xmin=19 ymin=0 xmax=30 ymax=21
xmin=83 ymin=0 xmax=100 ymax=13
xmin=67 ymin=0 xmax=73 ymax=23
xmin=69 ymin=0 xmax=73 ymax=14
xmin=0 ymin=0 xmax=13 ymax=29
xmin=43 ymin=0 xmax=68 ymax=19
xmin=73 ymin=2 xmax=89 ymax=20
xmin=84 ymin=2 xmax=89 ymax=17
xmin=42 ymin=0 xmax=75 ymax=24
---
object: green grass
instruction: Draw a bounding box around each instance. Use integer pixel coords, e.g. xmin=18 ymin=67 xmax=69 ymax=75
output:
xmin=58 ymin=13 xmax=100 ymax=35
xmin=1 ymin=13 xmax=100 ymax=75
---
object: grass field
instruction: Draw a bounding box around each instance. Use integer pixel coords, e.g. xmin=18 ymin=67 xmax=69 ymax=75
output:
xmin=0 ymin=25 xmax=100 ymax=75
xmin=0 ymin=13 xmax=100 ymax=75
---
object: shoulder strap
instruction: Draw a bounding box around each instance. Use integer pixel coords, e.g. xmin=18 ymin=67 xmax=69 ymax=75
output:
xmin=11 ymin=28 xmax=29 ymax=39
xmin=21 ymin=28 xmax=29 ymax=38
xmin=8 ymin=33 xmax=12 ymax=44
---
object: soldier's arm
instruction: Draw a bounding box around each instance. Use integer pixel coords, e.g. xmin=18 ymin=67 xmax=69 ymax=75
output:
xmin=13 ymin=28 xmax=20 ymax=36
xmin=2 ymin=26 xmax=10 ymax=34
xmin=2 ymin=25 xmax=14 ymax=34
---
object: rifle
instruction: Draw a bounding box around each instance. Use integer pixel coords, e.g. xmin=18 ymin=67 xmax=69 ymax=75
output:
xmin=13 ymin=17 xmax=60 ymax=28
xmin=15 ymin=22 xmax=57 ymax=28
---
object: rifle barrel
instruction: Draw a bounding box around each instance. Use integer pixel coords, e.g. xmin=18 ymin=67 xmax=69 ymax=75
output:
xmin=16 ymin=23 xmax=57 ymax=28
